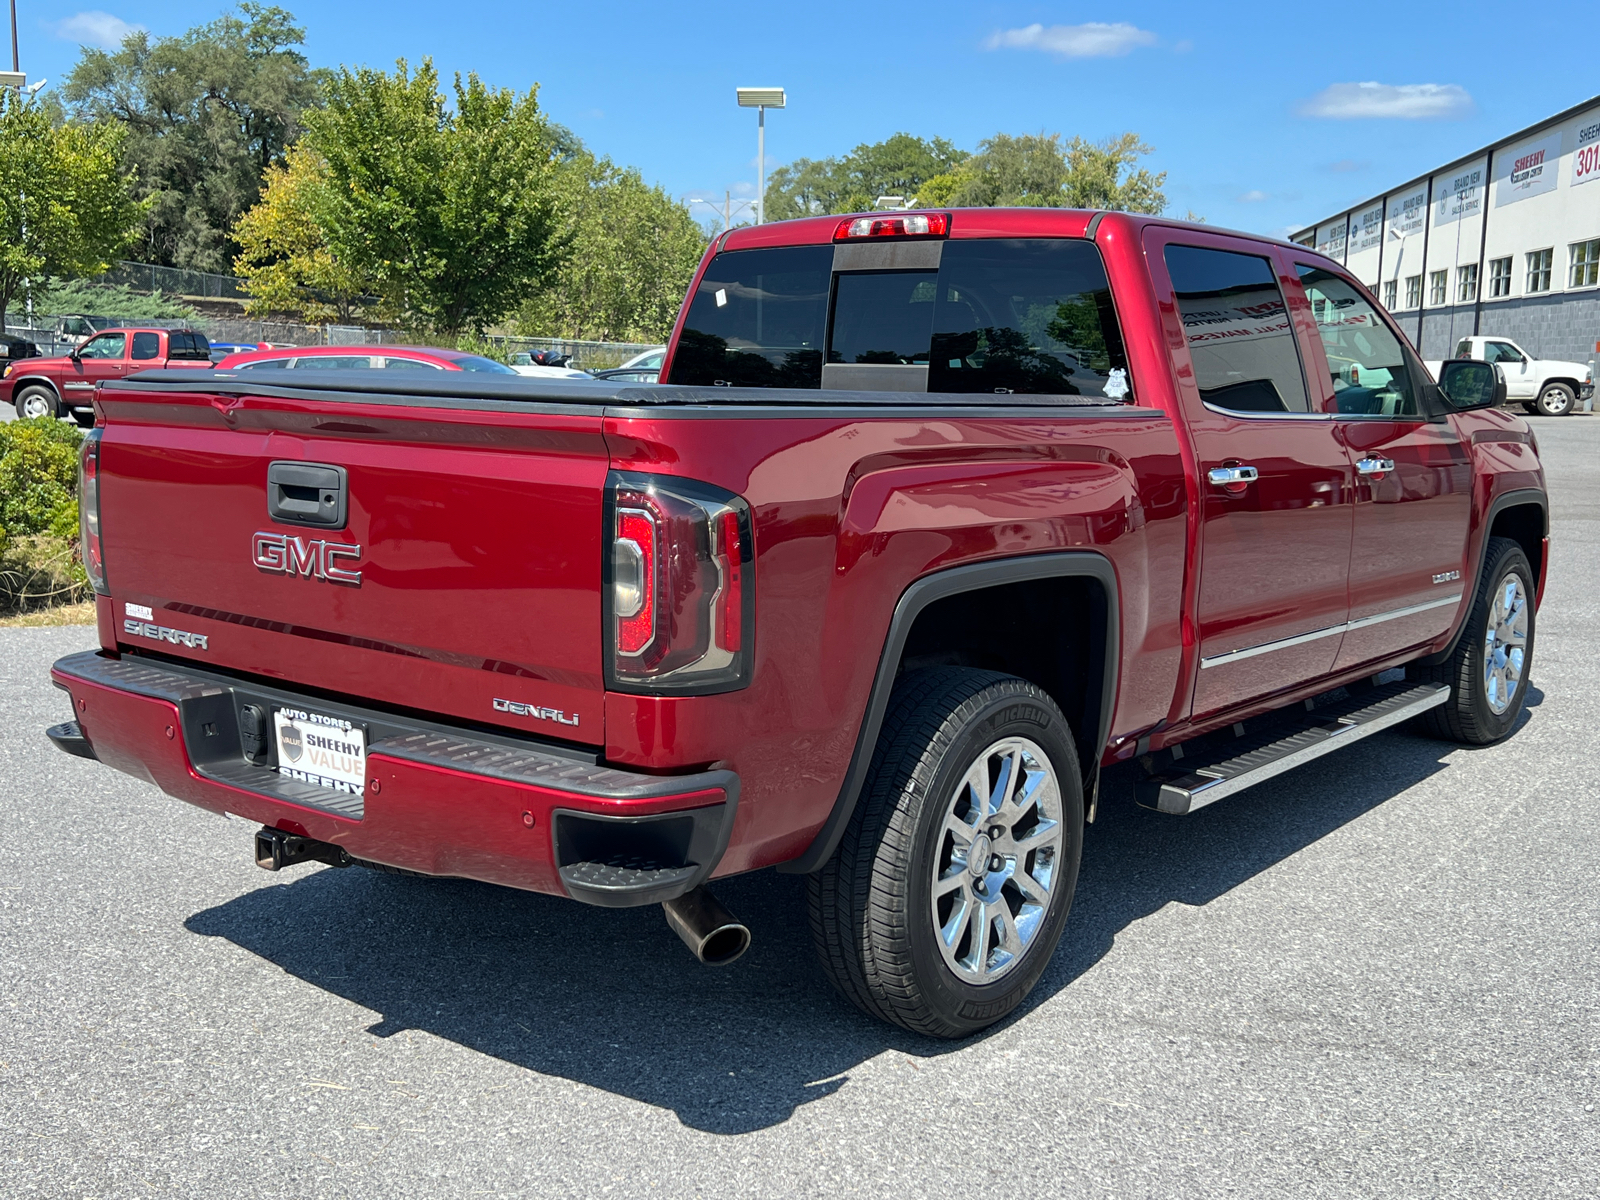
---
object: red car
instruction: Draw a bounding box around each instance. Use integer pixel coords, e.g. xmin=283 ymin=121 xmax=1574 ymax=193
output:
xmin=4 ymin=327 xmax=213 ymax=424
xmin=48 ymin=210 xmax=1544 ymax=1037
xmin=215 ymin=344 xmax=519 ymax=374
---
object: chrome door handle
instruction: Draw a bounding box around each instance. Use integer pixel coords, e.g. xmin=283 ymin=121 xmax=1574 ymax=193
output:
xmin=1356 ymin=457 xmax=1395 ymax=476
xmin=1208 ymin=465 xmax=1259 ymax=486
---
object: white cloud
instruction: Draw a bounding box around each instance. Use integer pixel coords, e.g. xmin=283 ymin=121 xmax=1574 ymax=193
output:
xmin=1237 ymin=190 xmax=1269 ymax=203
xmin=1297 ymin=82 xmax=1472 ymax=120
xmin=985 ymin=22 xmax=1158 ymax=59
xmin=54 ymin=11 xmax=143 ymax=50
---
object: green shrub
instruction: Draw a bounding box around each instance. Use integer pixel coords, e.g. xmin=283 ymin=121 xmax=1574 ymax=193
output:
xmin=0 ymin=419 xmax=86 ymax=612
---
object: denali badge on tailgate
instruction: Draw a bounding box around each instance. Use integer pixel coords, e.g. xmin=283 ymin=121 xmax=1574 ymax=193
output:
xmin=252 ymin=531 xmax=363 ymax=585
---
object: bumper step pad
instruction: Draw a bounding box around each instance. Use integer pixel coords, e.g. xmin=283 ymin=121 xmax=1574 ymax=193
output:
xmin=1136 ymin=681 xmax=1450 ymax=815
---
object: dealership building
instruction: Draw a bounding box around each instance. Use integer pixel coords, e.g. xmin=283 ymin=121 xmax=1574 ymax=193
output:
xmin=1292 ymin=94 xmax=1600 ymax=364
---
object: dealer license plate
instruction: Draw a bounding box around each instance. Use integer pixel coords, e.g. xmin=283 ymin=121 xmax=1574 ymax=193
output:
xmin=273 ymin=706 xmax=367 ymax=796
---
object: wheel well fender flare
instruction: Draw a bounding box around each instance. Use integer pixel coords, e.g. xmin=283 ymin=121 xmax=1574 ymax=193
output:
xmin=778 ymin=551 xmax=1119 ymax=875
xmin=1540 ymin=378 xmax=1580 ymax=394
xmin=1420 ymin=487 xmax=1546 ymax=666
xmin=10 ymin=377 xmax=60 ymax=401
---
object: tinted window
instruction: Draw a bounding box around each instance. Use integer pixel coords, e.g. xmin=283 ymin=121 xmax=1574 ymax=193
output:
xmin=78 ymin=333 xmax=126 ymax=360
xmin=452 ymin=355 xmax=517 ymax=374
xmin=670 ymin=246 xmax=831 ymax=388
xmin=1295 ymin=264 xmax=1417 ymax=417
xmin=928 ymin=239 xmax=1130 ymax=398
xmin=237 ymin=358 xmax=291 ymax=370
xmin=303 ymin=356 xmax=372 ymax=369
xmin=1165 ymin=245 xmax=1310 ymax=413
xmin=131 ymin=332 xmax=161 ymax=360
xmin=380 ymin=356 xmax=442 ymax=371
xmin=830 ymin=272 xmax=936 ymax=365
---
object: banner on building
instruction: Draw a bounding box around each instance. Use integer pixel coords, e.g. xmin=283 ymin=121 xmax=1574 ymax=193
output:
xmin=1385 ymin=187 xmax=1427 ymax=240
xmin=1348 ymin=203 xmax=1383 ymax=253
xmin=1575 ymin=118 xmax=1600 ymax=188
xmin=1434 ymin=166 xmax=1483 ymax=224
xmin=1315 ymin=217 xmax=1348 ymax=259
xmin=1496 ymin=133 xmax=1561 ymax=205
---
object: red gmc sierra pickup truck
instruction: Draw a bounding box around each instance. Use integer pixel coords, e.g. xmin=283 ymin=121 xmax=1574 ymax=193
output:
xmin=46 ymin=210 xmax=1546 ymax=1037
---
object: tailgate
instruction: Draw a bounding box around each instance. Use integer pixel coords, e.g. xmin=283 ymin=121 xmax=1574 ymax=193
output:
xmin=96 ymin=382 xmax=609 ymax=745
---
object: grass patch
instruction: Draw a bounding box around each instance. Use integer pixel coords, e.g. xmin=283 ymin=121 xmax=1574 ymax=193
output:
xmin=0 ymin=601 xmax=95 ymax=627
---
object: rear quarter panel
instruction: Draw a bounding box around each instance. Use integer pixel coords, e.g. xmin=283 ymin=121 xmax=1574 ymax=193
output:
xmin=601 ymin=405 xmax=1187 ymax=873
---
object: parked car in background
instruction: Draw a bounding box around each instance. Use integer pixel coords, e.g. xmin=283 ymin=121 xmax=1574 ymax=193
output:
xmin=0 ymin=333 xmax=40 ymax=362
xmin=1424 ymin=336 xmax=1594 ymax=416
xmin=3 ymin=327 xmax=212 ymax=424
xmin=508 ymin=350 xmax=592 ymax=380
xmin=208 ymin=341 xmax=266 ymax=364
xmin=215 ymin=345 xmax=520 ymax=373
xmin=53 ymin=315 xmax=116 ymax=350
xmin=589 ymin=345 xmax=667 ymax=383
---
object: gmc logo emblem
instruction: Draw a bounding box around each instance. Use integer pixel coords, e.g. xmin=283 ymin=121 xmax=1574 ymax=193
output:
xmin=253 ymin=531 xmax=363 ymax=586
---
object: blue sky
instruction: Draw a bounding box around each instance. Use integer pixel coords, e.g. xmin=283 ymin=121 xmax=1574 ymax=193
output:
xmin=20 ymin=1 xmax=1600 ymax=237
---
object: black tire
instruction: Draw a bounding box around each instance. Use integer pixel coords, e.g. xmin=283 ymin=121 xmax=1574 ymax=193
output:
xmin=807 ymin=667 xmax=1083 ymax=1038
xmin=1520 ymin=402 xmax=1539 ymax=415
xmin=71 ymin=410 xmax=96 ymax=429
xmin=14 ymin=385 xmax=59 ymax=421
xmin=1534 ymin=382 xmax=1575 ymax=417
xmin=1415 ymin=536 xmax=1536 ymax=744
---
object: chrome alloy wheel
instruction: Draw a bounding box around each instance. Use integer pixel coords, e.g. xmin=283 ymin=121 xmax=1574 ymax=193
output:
xmin=931 ymin=736 xmax=1063 ymax=984
xmin=1483 ymin=570 xmax=1529 ymax=715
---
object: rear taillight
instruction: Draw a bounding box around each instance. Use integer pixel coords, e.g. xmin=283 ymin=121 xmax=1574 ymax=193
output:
xmin=605 ymin=472 xmax=754 ymax=693
xmin=79 ymin=430 xmax=108 ymax=595
xmin=834 ymin=211 xmax=950 ymax=241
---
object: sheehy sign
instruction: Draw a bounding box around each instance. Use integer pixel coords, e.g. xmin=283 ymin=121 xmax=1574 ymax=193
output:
xmin=1496 ymin=133 xmax=1561 ymax=206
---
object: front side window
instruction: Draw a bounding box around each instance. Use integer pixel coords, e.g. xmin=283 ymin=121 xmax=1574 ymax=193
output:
xmin=1457 ymin=264 xmax=1478 ymax=303
xmin=1527 ymin=248 xmax=1553 ymax=293
xmin=1164 ymin=244 xmax=1310 ymax=414
xmin=1570 ymin=238 xmax=1600 ymax=288
xmin=671 ymin=246 xmax=832 ymax=388
xmin=1483 ymin=341 xmax=1523 ymax=364
xmin=451 ymin=355 xmax=516 ymax=373
xmin=1296 ymin=264 xmax=1418 ymax=417
xmin=1490 ymin=256 xmax=1512 ymax=297
xmin=130 ymin=332 xmax=161 ymax=360
xmin=1383 ymin=280 xmax=1398 ymax=310
xmin=926 ymin=239 xmax=1129 ymax=399
xmin=78 ymin=333 xmax=126 ymax=360
xmin=1405 ymin=275 xmax=1422 ymax=308
xmin=1429 ymin=270 xmax=1448 ymax=305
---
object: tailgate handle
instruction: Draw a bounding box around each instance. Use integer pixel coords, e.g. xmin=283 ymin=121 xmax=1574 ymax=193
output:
xmin=267 ymin=461 xmax=348 ymax=529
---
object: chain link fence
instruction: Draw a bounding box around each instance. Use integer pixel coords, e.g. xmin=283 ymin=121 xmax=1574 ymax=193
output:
xmin=94 ymin=261 xmax=249 ymax=302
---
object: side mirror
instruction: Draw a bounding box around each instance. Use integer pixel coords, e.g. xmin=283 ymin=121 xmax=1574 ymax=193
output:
xmin=1437 ymin=358 xmax=1505 ymax=412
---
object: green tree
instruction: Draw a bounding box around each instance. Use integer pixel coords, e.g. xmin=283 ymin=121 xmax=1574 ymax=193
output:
xmin=304 ymin=59 xmax=566 ymax=338
xmin=232 ymin=143 xmax=370 ymax=321
xmin=922 ymin=132 xmax=1166 ymax=213
xmin=0 ymin=92 xmax=145 ymax=333
xmin=519 ymin=152 xmax=706 ymax=341
xmin=61 ymin=3 xmax=326 ymax=271
xmin=764 ymin=133 xmax=969 ymax=220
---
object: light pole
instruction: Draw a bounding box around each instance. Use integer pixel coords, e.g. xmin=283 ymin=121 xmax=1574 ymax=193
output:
xmin=9 ymin=0 xmax=18 ymax=75
xmin=736 ymin=88 xmax=784 ymax=224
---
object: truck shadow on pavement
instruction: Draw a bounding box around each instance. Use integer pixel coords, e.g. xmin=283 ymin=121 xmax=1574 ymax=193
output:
xmin=185 ymin=698 xmax=1537 ymax=1135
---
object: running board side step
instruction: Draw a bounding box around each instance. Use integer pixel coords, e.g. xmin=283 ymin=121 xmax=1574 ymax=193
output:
xmin=1136 ymin=683 xmax=1450 ymax=815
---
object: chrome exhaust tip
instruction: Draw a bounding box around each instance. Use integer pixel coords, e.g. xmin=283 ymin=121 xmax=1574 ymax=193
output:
xmin=662 ymin=886 xmax=751 ymax=966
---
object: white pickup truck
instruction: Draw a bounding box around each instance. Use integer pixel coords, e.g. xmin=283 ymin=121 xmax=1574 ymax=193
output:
xmin=1426 ymin=336 xmax=1595 ymax=416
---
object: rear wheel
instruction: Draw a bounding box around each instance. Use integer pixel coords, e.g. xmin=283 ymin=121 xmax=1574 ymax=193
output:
xmin=1416 ymin=536 xmax=1535 ymax=744
xmin=1534 ymin=382 xmax=1575 ymax=416
xmin=14 ymin=385 xmax=58 ymax=421
xmin=808 ymin=668 xmax=1083 ymax=1038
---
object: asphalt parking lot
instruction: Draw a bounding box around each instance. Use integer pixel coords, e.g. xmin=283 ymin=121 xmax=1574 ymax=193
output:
xmin=3 ymin=419 xmax=1598 ymax=1199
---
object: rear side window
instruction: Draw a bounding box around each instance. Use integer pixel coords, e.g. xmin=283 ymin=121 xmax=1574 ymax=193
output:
xmin=928 ymin=239 xmax=1130 ymax=399
xmin=303 ymin=356 xmax=373 ymax=369
xmin=236 ymin=357 xmax=291 ymax=370
xmin=131 ymin=332 xmax=161 ymax=360
xmin=671 ymin=246 xmax=832 ymax=388
xmin=1164 ymin=245 xmax=1311 ymax=414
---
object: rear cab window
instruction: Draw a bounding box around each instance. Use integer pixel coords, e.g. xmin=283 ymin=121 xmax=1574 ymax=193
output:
xmin=670 ymin=237 xmax=1131 ymax=401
